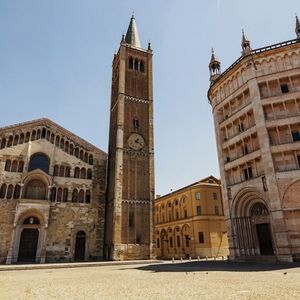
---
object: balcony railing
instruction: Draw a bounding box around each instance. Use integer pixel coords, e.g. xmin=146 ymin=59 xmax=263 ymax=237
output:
xmin=224 ymin=147 xmax=260 ymax=164
xmin=218 ymin=99 xmax=251 ymax=124
xmin=275 ymin=165 xmax=300 ymax=172
xmin=227 ymin=172 xmax=265 ymax=187
xmin=265 ymin=111 xmax=300 ymax=121
xmin=261 ymin=87 xmax=300 ymax=100
xmin=223 ymin=124 xmax=256 ymax=143
xmin=270 ymin=137 xmax=300 ymax=146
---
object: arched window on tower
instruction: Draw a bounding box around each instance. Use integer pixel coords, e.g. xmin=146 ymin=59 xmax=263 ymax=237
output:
xmin=134 ymin=59 xmax=139 ymax=70
xmin=28 ymin=153 xmax=50 ymax=174
xmin=129 ymin=57 xmax=133 ymax=69
xmin=140 ymin=60 xmax=145 ymax=72
xmin=89 ymin=155 xmax=93 ymax=165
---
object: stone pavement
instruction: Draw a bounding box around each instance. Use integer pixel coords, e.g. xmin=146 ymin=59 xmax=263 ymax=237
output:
xmin=1 ymin=260 xmax=300 ymax=299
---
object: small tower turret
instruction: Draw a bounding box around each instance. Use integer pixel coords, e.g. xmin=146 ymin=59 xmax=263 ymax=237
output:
xmin=296 ymin=15 xmax=300 ymax=38
xmin=241 ymin=30 xmax=251 ymax=56
xmin=209 ymin=48 xmax=221 ymax=83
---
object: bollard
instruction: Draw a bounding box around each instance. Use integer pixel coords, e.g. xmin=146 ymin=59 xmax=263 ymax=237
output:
xmin=189 ymin=256 xmax=191 ymax=262
xmin=172 ymin=257 xmax=175 ymax=263
xmin=205 ymin=256 xmax=208 ymax=261
xmin=214 ymin=256 xmax=216 ymax=261
xmin=197 ymin=256 xmax=200 ymax=261
xmin=180 ymin=257 xmax=183 ymax=263
xmin=222 ymin=256 xmax=224 ymax=261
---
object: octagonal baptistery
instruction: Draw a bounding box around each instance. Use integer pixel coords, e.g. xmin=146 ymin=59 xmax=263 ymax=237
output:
xmin=207 ymin=18 xmax=300 ymax=262
xmin=0 ymin=118 xmax=107 ymax=264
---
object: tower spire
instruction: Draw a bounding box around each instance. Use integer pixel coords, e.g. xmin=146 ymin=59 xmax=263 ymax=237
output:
xmin=209 ymin=48 xmax=221 ymax=83
xmin=296 ymin=15 xmax=300 ymax=38
xmin=125 ymin=14 xmax=141 ymax=48
xmin=241 ymin=29 xmax=251 ymax=56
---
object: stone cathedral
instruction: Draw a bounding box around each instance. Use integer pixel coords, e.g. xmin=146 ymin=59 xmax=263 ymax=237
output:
xmin=0 ymin=15 xmax=154 ymax=264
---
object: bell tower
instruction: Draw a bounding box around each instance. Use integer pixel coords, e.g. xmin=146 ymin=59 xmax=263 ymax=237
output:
xmin=105 ymin=15 xmax=155 ymax=260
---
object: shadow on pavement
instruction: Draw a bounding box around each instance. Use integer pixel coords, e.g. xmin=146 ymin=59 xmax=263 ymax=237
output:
xmin=129 ymin=261 xmax=300 ymax=273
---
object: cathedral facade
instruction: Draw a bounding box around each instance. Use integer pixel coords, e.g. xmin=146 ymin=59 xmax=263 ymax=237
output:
xmin=0 ymin=16 xmax=154 ymax=264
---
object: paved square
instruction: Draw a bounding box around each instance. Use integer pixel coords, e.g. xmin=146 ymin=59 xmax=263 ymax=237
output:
xmin=0 ymin=261 xmax=300 ymax=299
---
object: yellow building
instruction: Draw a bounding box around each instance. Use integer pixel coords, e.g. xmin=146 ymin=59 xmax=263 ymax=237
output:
xmin=154 ymin=176 xmax=229 ymax=259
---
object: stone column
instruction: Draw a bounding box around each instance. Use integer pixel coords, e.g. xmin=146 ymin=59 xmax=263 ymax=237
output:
xmin=6 ymin=225 xmax=16 ymax=264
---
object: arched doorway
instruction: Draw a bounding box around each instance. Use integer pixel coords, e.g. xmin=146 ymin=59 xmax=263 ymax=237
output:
xmin=251 ymin=203 xmax=274 ymax=255
xmin=231 ymin=188 xmax=274 ymax=257
xmin=74 ymin=231 xmax=86 ymax=261
xmin=18 ymin=217 xmax=40 ymax=263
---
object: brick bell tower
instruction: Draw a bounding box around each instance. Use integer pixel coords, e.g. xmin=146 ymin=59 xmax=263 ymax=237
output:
xmin=105 ymin=15 xmax=155 ymax=260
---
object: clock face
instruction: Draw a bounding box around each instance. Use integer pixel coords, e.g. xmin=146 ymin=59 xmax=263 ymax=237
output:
xmin=128 ymin=133 xmax=145 ymax=150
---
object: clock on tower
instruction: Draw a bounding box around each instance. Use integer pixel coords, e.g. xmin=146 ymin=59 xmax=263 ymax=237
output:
xmin=105 ymin=15 xmax=155 ymax=260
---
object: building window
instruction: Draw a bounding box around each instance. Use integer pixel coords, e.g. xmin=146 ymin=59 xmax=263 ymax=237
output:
xmin=85 ymin=190 xmax=91 ymax=203
xmin=198 ymin=232 xmax=204 ymax=244
xmin=129 ymin=57 xmax=133 ymax=69
xmin=133 ymin=119 xmax=139 ymax=128
xmin=176 ymin=211 xmax=179 ymax=220
xmin=212 ymin=192 xmax=217 ymax=200
xmin=28 ymin=153 xmax=50 ymax=174
xmin=140 ymin=61 xmax=145 ymax=72
xmin=195 ymin=192 xmax=201 ymax=200
xmin=0 ymin=184 xmax=7 ymax=199
xmin=177 ymin=235 xmax=181 ymax=247
xmin=196 ymin=206 xmax=202 ymax=216
xmin=238 ymin=123 xmax=245 ymax=132
xmin=243 ymin=167 xmax=253 ymax=180
xmin=280 ymin=84 xmax=289 ymax=93
xmin=243 ymin=145 xmax=248 ymax=155
xmin=157 ymin=238 xmax=160 ymax=248
xmin=214 ymin=206 xmax=219 ymax=215
xmin=184 ymin=210 xmax=188 ymax=218
xmin=292 ymin=131 xmax=300 ymax=142
xmin=169 ymin=237 xmax=173 ymax=248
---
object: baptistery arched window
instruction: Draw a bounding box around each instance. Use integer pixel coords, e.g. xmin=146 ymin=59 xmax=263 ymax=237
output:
xmin=28 ymin=153 xmax=50 ymax=174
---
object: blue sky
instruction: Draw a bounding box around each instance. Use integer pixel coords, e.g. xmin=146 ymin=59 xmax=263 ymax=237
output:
xmin=0 ymin=0 xmax=299 ymax=195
